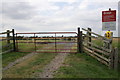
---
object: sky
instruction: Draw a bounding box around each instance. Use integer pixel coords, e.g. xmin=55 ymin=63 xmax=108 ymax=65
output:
xmin=0 ymin=0 xmax=120 ymax=37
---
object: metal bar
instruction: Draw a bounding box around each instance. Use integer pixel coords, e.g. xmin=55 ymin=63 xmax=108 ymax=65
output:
xmin=34 ymin=33 xmax=36 ymax=51
xmin=55 ymin=33 xmax=57 ymax=52
xmin=17 ymin=51 xmax=77 ymax=53
xmin=16 ymin=32 xmax=77 ymax=34
xmin=37 ymin=49 xmax=77 ymax=50
xmin=16 ymin=33 xmax=18 ymax=51
xmin=17 ymin=42 xmax=77 ymax=43
xmin=36 ymin=51 xmax=77 ymax=53
xmin=34 ymin=37 xmax=78 ymax=39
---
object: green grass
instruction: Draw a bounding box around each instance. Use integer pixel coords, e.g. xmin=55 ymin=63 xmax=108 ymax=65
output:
xmin=2 ymin=52 xmax=29 ymax=68
xmin=54 ymin=53 xmax=118 ymax=78
xmin=54 ymin=39 xmax=119 ymax=78
xmin=3 ymin=53 xmax=57 ymax=78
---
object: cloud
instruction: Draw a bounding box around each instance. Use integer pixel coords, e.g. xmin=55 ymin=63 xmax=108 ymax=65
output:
xmin=1 ymin=0 xmax=119 ymax=37
xmin=2 ymin=2 xmax=36 ymax=19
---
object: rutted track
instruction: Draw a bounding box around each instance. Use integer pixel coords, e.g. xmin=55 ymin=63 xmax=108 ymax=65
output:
xmin=2 ymin=44 xmax=55 ymax=71
xmin=36 ymin=43 xmax=74 ymax=78
xmin=3 ymin=43 xmax=75 ymax=78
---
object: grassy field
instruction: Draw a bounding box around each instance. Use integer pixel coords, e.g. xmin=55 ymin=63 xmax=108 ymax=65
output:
xmin=2 ymin=38 xmax=119 ymax=78
xmin=54 ymin=39 xmax=119 ymax=78
xmin=54 ymin=53 xmax=118 ymax=78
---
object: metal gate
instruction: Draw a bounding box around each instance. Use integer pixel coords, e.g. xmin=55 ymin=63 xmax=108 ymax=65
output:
xmin=16 ymin=32 xmax=78 ymax=53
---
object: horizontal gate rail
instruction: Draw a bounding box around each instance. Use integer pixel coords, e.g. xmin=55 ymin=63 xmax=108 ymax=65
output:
xmin=37 ymin=49 xmax=77 ymax=50
xmin=17 ymin=42 xmax=77 ymax=43
xmin=16 ymin=32 xmax=77 ymax=34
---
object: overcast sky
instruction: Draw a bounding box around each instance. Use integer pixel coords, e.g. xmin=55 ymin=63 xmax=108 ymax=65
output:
xmin=0 ymin=0 xmax=119 ymax=37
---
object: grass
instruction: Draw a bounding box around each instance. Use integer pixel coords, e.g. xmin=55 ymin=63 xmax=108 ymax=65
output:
xmin=2 ymin=52 xmax=30 ymax=68
xmin=3 ymin=53 xmax=57 ymax=78
xmin=54 ymin=53 xmax=118 ymax=78
xmin=2 ymin=38 xmax=119 ymax=78
xmin=54 ymin=39 xmax=119 ymax=78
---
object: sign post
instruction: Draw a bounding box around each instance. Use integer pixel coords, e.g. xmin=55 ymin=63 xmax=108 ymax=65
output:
xmin=102 ymin=9 xmax=116 ymax=30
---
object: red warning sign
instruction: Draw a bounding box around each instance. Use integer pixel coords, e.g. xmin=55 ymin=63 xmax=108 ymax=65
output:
xmin=102 ymin=10 xmax=116 ymax=30
xmin=102 ymin=10 xmax=116 ymax=22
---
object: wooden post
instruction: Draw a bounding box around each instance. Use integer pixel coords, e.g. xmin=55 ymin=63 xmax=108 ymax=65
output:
xmin=109 ymin=48 xmax=114 ymax=69
xmin=7 ymin=30 xmax=10 ymax=44
xmin=77 ymin=27 xmax=81 ymax=53
xmin=12 ymin=29 xmax=16 ymax=51
xmin=80 ymin=31 xmax=83 ymax=53
xmin=113 ymin=47 xmax=118 ymax=71
xmin=87 ymin=28 xmax=91 ymax=46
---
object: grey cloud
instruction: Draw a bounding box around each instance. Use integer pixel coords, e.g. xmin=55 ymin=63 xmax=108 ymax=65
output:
xmin=2 ymin=2 xmax=36 ymax=19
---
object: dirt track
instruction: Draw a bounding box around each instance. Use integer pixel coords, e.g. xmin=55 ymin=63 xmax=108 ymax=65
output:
xmin=3 ymin=43 xmax=75 ymax=78
xmin=36 ymin=43 xmax=73 ymax=78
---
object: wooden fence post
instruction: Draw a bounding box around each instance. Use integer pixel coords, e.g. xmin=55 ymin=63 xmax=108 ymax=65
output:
xmin=109 ymin=47 xmax=114 ymax=69
xmin=77 ymin=27 xmax=80 ymax=53
xmin=12 ymin=29 xmax=16 ymax=51
xmin=7 ymin=30 xmax=10 ymax=44
xmin=113 ymin=47 xmax=118 ymax=71
xmin=87 ymin=28 xmax=91 ymax=47
xmin=80 ymin=31 xmax=83 ymax=53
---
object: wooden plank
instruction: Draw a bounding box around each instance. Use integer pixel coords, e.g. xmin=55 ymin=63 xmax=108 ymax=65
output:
xmin=82 ymin=28 xmax=109 ymax=41
xmin=1 ymin=49 xmax=13 ymax=54
xmin=86 ymin=41 xmax=111 ymax=53
xmin=82 ymin=33 xmax=110 ymax=43
xmin=2 ymin=43 xmax=13 ymax=48
xmin=109 ymin=48 xmax=114 ymax=69
xmin=84 ymin=46 xmax=109 ymax=62
xmin=83 ymin=44 xmax=110 ymax=56
xmin=83 ymin=47 xmax=109 ymax=66
xmin=0 ymin=31 xmax=12 ymax=34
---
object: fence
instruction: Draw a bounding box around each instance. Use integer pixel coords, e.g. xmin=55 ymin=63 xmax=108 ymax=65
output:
xmin=0 ymin=29 xmax=16 ymax=54
xmin=1 ymin=28 xmax=118 ymax=70
xmin=79 ymin=27 xmax=118 ymax=70
xmin=16 ymin=32 xmax=78 ymax=53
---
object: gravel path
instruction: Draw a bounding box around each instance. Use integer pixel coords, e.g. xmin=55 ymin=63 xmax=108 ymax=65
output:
xmin=36 ymin=43 xmax=74 ymax=78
